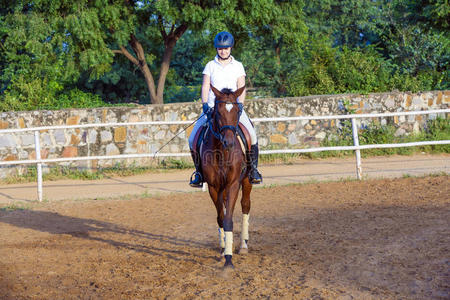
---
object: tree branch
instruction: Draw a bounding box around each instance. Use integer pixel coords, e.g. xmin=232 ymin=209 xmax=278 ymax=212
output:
xmin=112 ymin=46 xmax=139 ymax=66
xmin=158 ymin=15 xmax=167 ymax=39
xmin=173 ymin=23 xmax=188 ymax=40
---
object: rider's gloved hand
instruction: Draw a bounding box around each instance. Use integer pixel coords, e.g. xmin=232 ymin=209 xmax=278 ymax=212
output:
xmin=203 ymin=103 xmax=213 ymax=119
xmin=237 ymin=102 xmax=244 ymax=112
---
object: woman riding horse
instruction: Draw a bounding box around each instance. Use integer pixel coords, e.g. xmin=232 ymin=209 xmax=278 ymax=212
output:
xmin=188 ymin=31 xmax=262 ymax=187
xmin=201 ymin=84 xmax=253 ymax=268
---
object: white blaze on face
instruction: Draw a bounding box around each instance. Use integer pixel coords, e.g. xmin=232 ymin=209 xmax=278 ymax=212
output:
xmin=225 ymin=103 xmax=233 ymax=112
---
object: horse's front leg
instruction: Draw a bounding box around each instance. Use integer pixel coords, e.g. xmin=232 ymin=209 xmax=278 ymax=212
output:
xmin=223 ymin=181 xmax=240 ymax=268
xmin=240 ymin=176 xmax=252 ymax=254
xmin=208 ymin=185 xmax=225 ymax=255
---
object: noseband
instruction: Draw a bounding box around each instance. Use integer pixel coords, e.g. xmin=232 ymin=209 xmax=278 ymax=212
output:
xmin=208 ymin=100 xmax=243 ymax=146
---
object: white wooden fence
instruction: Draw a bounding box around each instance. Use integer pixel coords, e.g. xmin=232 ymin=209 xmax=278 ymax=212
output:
xmin=1 ymin=109 xmax=449 ymax=201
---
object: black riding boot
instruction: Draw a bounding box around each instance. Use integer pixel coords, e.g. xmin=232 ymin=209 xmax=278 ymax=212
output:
xmin=189 ymin=150 xmax=203 ymax=188
xmin=248 ymin=144 xmax=262 ymax=184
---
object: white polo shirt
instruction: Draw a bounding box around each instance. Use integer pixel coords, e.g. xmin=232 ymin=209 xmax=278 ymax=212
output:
xmin=203 ymin=55 xmax=246 ymax=106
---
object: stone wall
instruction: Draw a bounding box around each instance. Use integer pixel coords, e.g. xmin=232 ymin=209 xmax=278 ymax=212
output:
xmin=0 ymin=90 xmax=449 ymax=178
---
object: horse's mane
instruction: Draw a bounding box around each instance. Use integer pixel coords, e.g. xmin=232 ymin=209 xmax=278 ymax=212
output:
xmin=220 ymin=88 xmax=233 ymax=95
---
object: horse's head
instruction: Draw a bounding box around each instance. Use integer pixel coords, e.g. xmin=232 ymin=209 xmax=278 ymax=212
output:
xmin=210 ymin=84 xmax=245 ymax=149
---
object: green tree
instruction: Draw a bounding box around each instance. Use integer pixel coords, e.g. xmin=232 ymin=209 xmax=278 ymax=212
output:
xmin=1 ymin=0 xmax=309 ymax=107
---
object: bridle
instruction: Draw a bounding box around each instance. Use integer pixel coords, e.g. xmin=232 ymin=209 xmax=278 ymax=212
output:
xmin=208 ymin=99 xmax=243 ymax=146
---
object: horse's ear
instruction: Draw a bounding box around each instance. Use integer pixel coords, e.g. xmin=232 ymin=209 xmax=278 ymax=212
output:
xmin=234 ymin=86 xmax=245 ymax=98
xmin=210 ymin=84 xmax=222 ymax=98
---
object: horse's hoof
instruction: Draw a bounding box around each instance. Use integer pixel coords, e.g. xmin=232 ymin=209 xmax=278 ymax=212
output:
xmin=224 ymin=255 xmax=234 ymax=269
xmin=223 ymin=261 xmax=235 ymax=269
xmin=219 ymin=264 xmax=235 ymax=278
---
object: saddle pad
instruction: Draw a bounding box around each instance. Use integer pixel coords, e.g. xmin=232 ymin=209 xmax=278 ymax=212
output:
xmin=192 ymin=125 xmax=207 ymax=153
xmin=193 ymin=122 xmax=251 ymax=153
xmin=237 ymin=123 xmax=251 ymax=151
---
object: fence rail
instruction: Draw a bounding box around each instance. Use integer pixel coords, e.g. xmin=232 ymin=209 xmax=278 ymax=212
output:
xmin=1 ymin=109 xmax=449 ymax=201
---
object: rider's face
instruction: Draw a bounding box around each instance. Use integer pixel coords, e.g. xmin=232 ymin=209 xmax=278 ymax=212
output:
xmin=217 ymin=47 xmax=231 ymax=59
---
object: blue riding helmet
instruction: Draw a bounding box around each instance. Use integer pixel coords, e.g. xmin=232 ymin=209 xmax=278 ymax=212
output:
xmin=214 ymin=31 xmax=234 ymax=48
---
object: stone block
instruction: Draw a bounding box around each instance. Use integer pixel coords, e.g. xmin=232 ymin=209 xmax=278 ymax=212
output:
xmin=114 ymin=127 xmax=127 ymax=143
xmin=428 ymin=98 xmax=434 ymax=106
xmin=155 ymin=130 xmax=166 ymax=140
xmin=385 ymin=98 xmax=395 ymax=108
xmin=295 ymin=108 xmax=303 ymax=116
xmin=66 ymin=116 xmax=80 ymax=125
xmin=412 ymin=96 xmax=422 ymax=106
xmin=444 ymin=92 xmax=450 ymax=103
xmin=287 ymin=123 xmax=296 ymax=131
xmin=413 ymin=122 xmax=420 ymax=133
xmin=29 ymin=149 xmax=49 ymax=160
xmin=54 ymin=130 xmax=66 ymax=144
xmin=315 ymin=132 xmax=326 ymax=140
xmin=101 ymin=130 xmax=113 ymax=143
xmin=88 ymin=130 xmax=98 ymax=144
xmin=70 ymin=134 xmax=80 ymax=145
xmin=405 ymin=95 xmax=412 ymax=107
xmin=3 ymin=155 xmax=18 ymax=161
xmin=106 ymin=143 xmax=120 ymax=156
xmin=288 ymin=133 xmax=298 ymax=145
xmin=129 ymin=114 xmax=140 ymax=123
xmin=0 ymin=135 xmax=15 ymax=148
xmin=270 ymin=134 xmax=287 ymax=144
xmin=20 ymin=134 xmax=34 ymax=146
xmin=62 ymin=146 xmax=78 ymax=158
xmin=18 ymin=118 xmax=26 ymax=128
xmin=276 ymin=122 xmax=286 ymax=132
xmin=102 ymin=109 xmax=108 ymax=123
xmin=0 ymin=121 xmax=8 ymax=129
xmin=394 ymin=128 xmax=406 ymax=137
xmin=394 ymin=116 xmax=399 ymax=124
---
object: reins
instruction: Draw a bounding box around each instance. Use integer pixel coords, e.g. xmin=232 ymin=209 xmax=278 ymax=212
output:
xmin=152 ymin=115 xmax=203 ymax=158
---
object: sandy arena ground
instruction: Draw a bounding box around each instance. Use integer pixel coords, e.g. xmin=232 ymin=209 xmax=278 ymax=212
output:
xmin=0 ymin=175 xmax=449 ymax=299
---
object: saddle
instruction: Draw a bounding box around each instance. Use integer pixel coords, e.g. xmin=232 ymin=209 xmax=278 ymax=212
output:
xmin=192 ymin=122 xmax=251 ymax=154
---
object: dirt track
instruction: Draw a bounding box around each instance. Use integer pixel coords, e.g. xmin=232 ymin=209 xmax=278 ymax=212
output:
xmin=0 ymin=175 xmax=449 ymax=299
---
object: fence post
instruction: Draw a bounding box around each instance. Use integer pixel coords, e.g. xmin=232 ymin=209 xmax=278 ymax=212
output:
xmin=351 ymin=118 xmax=362 ymax=180
xmin=34 ymin=131 xmax=43 ymax=201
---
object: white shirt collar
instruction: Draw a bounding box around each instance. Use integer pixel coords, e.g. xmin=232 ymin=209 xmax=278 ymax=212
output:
xmin=214 ymin=55 xmax=235 ymax=65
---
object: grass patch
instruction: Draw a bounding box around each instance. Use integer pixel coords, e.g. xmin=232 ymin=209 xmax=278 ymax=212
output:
xmin=0 ymin=204 xmax=28 ymax=212
xmin=282 ymin=117 xmax=450 ymax=160
xmin=1 ymin=159 xmax=194 ymax=184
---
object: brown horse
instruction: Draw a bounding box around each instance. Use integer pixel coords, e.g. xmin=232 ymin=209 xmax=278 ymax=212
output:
xmin=201 ymin=85 xmax=253 ymax=269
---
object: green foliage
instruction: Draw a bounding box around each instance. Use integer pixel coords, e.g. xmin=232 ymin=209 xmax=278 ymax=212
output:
xmin=0 ymin=0 xmax=448 ymax=110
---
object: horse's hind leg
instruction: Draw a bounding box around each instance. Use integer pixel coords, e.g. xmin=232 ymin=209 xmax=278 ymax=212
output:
xmin=240 ymin=177 xmax=252 ymax=254
xmin=208 ymin=186 xmax=225 ymax=255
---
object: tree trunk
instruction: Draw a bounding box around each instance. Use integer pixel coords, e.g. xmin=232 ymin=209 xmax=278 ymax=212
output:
xmin=113 ymin=23 xmax=187 ymax=105
xmin=128 ymin=34 xmax=160 ymax=104
xmin=156 ymin=23 xmax=188 ymax=104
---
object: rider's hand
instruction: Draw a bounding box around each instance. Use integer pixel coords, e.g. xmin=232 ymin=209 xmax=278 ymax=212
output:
xmin=237 ymin=102 xmax=244 ymax=112
xmin=203 ymin=103 xmax=212 ymax=118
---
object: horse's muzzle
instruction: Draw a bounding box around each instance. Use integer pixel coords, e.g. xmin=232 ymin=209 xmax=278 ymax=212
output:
xmin=223 ymin=139 xmax=235 ymax=149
